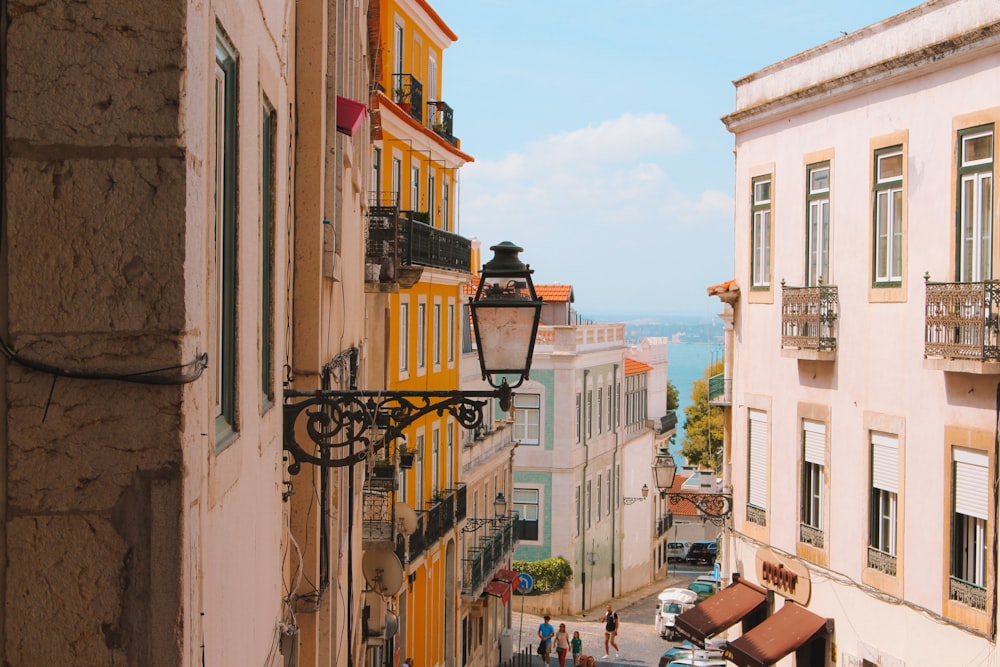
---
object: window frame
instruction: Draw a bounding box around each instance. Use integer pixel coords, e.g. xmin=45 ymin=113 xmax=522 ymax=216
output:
xmin=260 ymin=98 xmax=276 ymax=411
xmin=416 ymin=300 xmax=426 ymax=371
xmin=514 ymin=488 xmax=540 ymax=542
xmin=805 ymin=162 xmax=832 ymax=287
xmin=956 ymin=124 xmax=994 ymax=283
xmin=873 ymin=146 xmax=904 ymax=286
xmin=512 ymin=393 xmax=541 ymax=445
xmin=751 ymin=175 xmax=772 ymax=289
xmin=398 ymin=300 xmax=410 ymax=376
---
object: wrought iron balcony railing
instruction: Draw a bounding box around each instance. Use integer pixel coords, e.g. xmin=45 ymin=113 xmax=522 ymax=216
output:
xmin=367 ymin=204 xmax=472 ymax=277
xmin=656 ymin=514 xmax=673 ymax=537
xmin=781 ymin=282 xmax=839 ymax=353
xmin=392 ymin=73 xmax=423 ymax=123
xmin=798 ymin=523 xmax=824 ymax=549
xmin=707 ymin=374 xmax=731 ymax=405
xmin=428 ymin=100 xmax=457 ymax=146
xmin=867 ymin=546 xmax=897 ymax=576
xmin=924 ymin=278 xmax=1000 ymax=363
xmin=461 ymin=514 xmax=520 ymax=596
xmin=949 ymin=575 xmax=987 ymax=611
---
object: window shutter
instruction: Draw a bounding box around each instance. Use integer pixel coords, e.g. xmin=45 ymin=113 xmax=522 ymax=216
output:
xmin=803 ymin=420 xmax=825 ymax=465
xmin=954 ymin=447 xmax=988 ymax=521
xmin=749 ymin=410 xmax=768 ymax=509
xmin=871 ymin=432 xmax=899 ymax=494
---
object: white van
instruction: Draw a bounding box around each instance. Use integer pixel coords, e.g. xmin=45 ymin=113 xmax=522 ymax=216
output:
xmin=654 ymin=587 xmax=698 ymax=640
xmin=666 ymin=541 xmax=692 ymax=562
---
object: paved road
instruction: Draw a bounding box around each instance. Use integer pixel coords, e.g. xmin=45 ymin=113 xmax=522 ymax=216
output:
xmin=509 ymin=563 xmax=713 ymax=667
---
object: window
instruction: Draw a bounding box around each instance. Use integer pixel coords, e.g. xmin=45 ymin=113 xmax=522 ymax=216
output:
xmin=443 ymin=180 xmax=450 ymax=231
xmin=587 ymin=390 xmax=593 ymax=439
xmin=393 ymin=22 xmax=404 ymax=76
xmin=214 ymin=33 xmax=238 ymax=443
xmin=596 ymin=474 xmax=602 ymax=521
xmin=415 ymin=433 xmax=424 ymax=505
xmin=399 ymin=301 xmax=409 ymax=374
xmin=411 ymin=164 xmax=420 ymax=211
xmin=513 ymin=394 xmax=540 ymax=445
xmin=597 ymin=388 xmax=603 ymax=434
xmin=873 ymin=147 xmax=903 ymax=285
xmin=575 ymin=393 xmax=581 ymax=442
xmin=260 ymin=100 xmax=276 ymax=409
xmin=950 ymin=447 xmax=988 ymax=610
xmin=432 ymin=428 xmax=440 ymax=495
xmin=514 ymin=488 xmax=539 ymax=541
xmin=575 ymin=486 xmax=581 ymax=536
xmin=606 ymin=467 xmax=612 ymax=514
xmin=800 ymin=421 xmax=824 ymax=548
xmin=372 ymin=146 xmax=382 ymax=201
xmin=446 ymin=424 xmax=454 ymax=489
xmin=751 ymin=175 xmax=772 ymax=288
xmin=869 ymin=433 xmax=898 ymax=575
xmin=416 ymin=302 xmax=426 ymax=370
xmin=433 ymin=303 xmax=441 ymax=366
xmin=957 ymin=125 xmax=994 ymax=282
xmin=391 ymin=157 xmax=402 ymax=205
xmin=428 ymin=172 xmax=436 ymax=225
xmin=586 ymin=480 xmax=592 ymax=528
xmin=447 ymin=303 xmax=455 ymax=363
xmin=747 ymin=409 xmax=768 ymax=525
xmin=606 ymin=383 xmax=612 ymax=431
xmin=806 ymin=162 xmax=831 ymax=286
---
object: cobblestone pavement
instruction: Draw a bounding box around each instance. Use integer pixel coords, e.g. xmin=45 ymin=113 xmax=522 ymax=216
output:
xmin=509 ymin=564 xmax=711 ymax=667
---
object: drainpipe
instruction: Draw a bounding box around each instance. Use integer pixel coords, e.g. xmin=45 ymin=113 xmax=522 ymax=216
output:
xmin=610 ymin=363 xmax=619 ymax=598
xmin=580 ymin=368 xmax=589 ymax=612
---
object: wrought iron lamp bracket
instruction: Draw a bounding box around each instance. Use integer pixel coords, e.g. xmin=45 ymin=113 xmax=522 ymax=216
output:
xmin=283 ymin=384 xmax=510 ymax=475
xmin=663 ymin=492 xmax=734 ymax=526
xmin=622 ymin=496 xmax=645 ymax=506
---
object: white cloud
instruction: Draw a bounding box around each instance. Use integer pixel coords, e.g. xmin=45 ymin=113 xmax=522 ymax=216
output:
xmin=457 ymin=113 xmax=734 ymax=315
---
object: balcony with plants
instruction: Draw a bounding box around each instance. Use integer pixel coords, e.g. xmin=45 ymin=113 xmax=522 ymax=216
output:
xmin=780 ymin=280 xmax=839 ymax=360
xmin=924 ymin=276 xmax=1000 ymax=373
xmin=427 ymin=100 xmax=457 ymax=147
xmin=461 ymin=513 xmax=520 ymax=599
xmin=392 ymin=73 xmax=423 ymax=123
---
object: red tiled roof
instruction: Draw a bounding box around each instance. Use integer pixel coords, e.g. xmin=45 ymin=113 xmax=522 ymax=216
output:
xmin=624 ymin=358 xmax=653 ymax=375
xmin=666 ymin=474 xmax=700 ymax=516
xmin=534 ymin=284 xmax=573 ymax=303
xmin=706 ymin=279 xmax=739 ymax=296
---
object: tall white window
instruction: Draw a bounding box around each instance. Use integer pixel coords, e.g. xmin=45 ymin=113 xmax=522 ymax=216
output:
xmin=869 ymin=432 xmax=899 ymax=575
xmin=958 ymin=126 xmax=994 ymax=282
xmin=575 ymin=393 xmax=582 ymax=443
xmin=513 ymin=394 xmax=540 ymax=445
xmin=874 ymin=147 xmax=904 ymax=284
xmin=514 ymin=488 xmax=539 ymax=541
xmin=433 ymin=302 xmax=441 ymax=366
xmin=214 ymin=33 xmax=238 ymax=442
xmin=806 ymin=163 xmax=831 ymax=286
xmin=747 ymin=410 xmax=768 ymax=525
xmin=445 ymin=424 xmax=454 ymax=489
xmin=800 ymin=420 xmax=825 ymax=548
xmin=597 ymin=388 xmax=603 ymax=434
xmin=391 ymin=157 xmax=402 ymax=206
xmin=416 ymin=302 xmax=426 ymax=370
xmin=399 ymin=301 xmax=409 ymax=374
xmin=575 ymin=486 xmax=581 ymax=536
xmin=596 ymin=474 xmax=602 ymax=520
xmin=415 ymin=433 xmax=425 ymax=506
xmin=442 ymin=179 xmax=451 ymax=231
xmin=428 ymin=172 xmax=436 ymax=225
xmin=371 ymin=146 xmax=382 ymax=201
xmin=447 ymin=303 xmax=455 ymax=364
xmin=411 ymin=165 xmax=420 ymax=211
xmin=751 ymin=176 xmax=772 ymax=288
xmin=432 ymin=428 xmax=440 ymax=495
xmin=393 ymin=22 xmax=404 ymax=77
xmin=951 ymin=447 xmax=989 ymax=609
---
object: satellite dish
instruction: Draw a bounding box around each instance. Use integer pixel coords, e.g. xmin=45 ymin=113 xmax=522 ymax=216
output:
xmin=395 ymin=502 xmax=418 ymax=536
xmin=362 ymin=548 xmax=404 ymax=597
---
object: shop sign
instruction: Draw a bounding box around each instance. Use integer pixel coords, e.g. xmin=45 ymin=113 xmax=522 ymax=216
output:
xmin=754 ymin=548 xmax=811 ymax=605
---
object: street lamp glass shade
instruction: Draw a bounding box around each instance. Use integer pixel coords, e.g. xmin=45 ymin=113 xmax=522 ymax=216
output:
xmin=470 ymin=242 xmax=543 ymax=388
xmin=494 ymin=492 xmax=507 ymax=517
xmin=652 ymin=449 xmax=677 ymax=492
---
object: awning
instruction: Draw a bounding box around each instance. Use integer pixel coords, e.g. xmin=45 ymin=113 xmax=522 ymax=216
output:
xmin=482 ymin=580 xmax=511 ymax=605
xmin=675 ymin=578 xmax=770 ymax=646
xmin=725 ymin=602 xmax=831 ymax=667
xmin=494 ymin=569 xmax=518 ymax=584
xmin=336 ymin=96 xmax=367 ymax=136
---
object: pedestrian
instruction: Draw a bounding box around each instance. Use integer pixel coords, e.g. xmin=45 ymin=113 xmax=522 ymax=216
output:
xmin=554 ymin=622 xmax=570 ymax=667
xmin=400 ymin=659 xmax=414 ymax=667
xmin=571 ymin=630 xmax=583 ymax=667
xmin=537 ymin=614 xmax=555 ymax=664
xmin=601 ymin=605 xmax=619 ymax=659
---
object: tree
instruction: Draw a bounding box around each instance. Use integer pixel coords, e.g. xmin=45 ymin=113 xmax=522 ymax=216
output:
xmin=680 ymin=361 xmax=725 ymax=470
xmin=666 ymin=380 xmax=679 ymax=411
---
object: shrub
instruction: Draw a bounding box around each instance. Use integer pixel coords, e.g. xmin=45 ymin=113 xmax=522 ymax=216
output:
xmin=512 ymin=556 xmax=573 ymax=593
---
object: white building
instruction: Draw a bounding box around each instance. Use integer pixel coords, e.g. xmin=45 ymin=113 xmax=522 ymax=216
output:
xmin=712 ymin=1 xmax=1000 ymax=665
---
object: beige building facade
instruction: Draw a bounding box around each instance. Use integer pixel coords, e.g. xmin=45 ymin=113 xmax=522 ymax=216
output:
xmin=717 ymin=1 xmax=1000 ymax=665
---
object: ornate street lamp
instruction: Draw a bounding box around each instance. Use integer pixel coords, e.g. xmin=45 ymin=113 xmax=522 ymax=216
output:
xmin=622 ymin=484 xmax=649 ymax=506
xmin=651 ymin=448 xmax=733 ymax=525
xmin=283 ymin=242 xmax=543 ymax=474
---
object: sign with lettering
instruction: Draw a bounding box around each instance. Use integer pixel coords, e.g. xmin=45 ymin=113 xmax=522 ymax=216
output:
xmin=754 ymin=547 xmax=811 ymax=605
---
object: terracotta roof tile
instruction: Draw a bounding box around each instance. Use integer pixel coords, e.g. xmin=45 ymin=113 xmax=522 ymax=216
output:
xmin=624 ymin=358 xmax=653 ymax=375
xmin=534 ymin=284 xmax=573 ymax=302
xmin=706 ymin=279 xmax=739 ymax=296
xmin=665 ymin=474 xmax=701 ymax=516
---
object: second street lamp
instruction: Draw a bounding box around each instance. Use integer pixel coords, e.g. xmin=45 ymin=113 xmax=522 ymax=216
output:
xmin=651 ymin=448 xmax=733 ymax=525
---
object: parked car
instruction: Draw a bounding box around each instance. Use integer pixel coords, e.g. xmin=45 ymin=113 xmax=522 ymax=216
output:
xmin=687 ymin=581 xmax=716 ymax=602
xmin=666 ymin=660 xmax=727 ymax=667
xmin=654 ymin=587 xmax=698 ymax=640
xmin=685 ymin=541 xmax=718 ymax=564
xmin=658 ymin=641 xmax=725 ymax=667
xmin=666 ymin=541 xmax=692 ymax=562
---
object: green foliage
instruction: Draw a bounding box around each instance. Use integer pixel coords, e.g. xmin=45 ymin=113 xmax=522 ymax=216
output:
xmin=666 ymin=380 xmax=680 ymax=411
xmin=512 ymin=556 xmax=573 ymax=593
xmin=680 ymin=361 xmax=725 ymax=470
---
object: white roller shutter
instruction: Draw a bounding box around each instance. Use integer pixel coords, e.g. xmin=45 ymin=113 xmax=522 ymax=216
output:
xmin=871 ymin=432 xmax=899 ymax=494
xmin=748 ymin=410 xmax=768 ymax=510
xmin=954 ymin=447 xmax=989 ymax=521
xmin=803 ymin=420 xmax=825 ymax=465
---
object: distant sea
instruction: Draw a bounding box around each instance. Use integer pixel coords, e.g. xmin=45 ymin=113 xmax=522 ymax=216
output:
xmin=666 ymin=342 xmax=720 ymax=464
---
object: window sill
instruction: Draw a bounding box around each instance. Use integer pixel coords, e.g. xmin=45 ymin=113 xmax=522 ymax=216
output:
xmin=924 ymin=358 xmax=1000 ymax=374
xmin=781 ymin=347 xmax=836 ymax=361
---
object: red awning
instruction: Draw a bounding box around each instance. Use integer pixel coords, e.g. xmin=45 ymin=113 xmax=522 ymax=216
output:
xmin=494 ymin=569 xmax=518 ymax=584
xmin=336 ymin=96 xmax=367 ymax=136
xmin=482 ymin=580 xmax=511 ymax=605
xmin=725 ymin=602 xmax=831 ymax=667
xmin=675 ymin=578 xmax=769 ymax=646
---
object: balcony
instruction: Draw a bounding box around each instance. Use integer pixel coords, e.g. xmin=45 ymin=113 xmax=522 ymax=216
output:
xmin=867 ymin=547 xmax=897 ymax=577
xmin=658 ymin=410 xmax=678 ymax=434
xmin=949 ymin=576 xmax=987 ymax=611
xmin=428 ymin=100 xmax=457 ymax=147
xmin=392 ymin=73 xmax=423 ymax=123
xmin=707 ymin=374 xmax=731 ymax=406
xmin=655 ymin=513 xmax=673 ymax=537
xmin=780 ymin=282 xmax=838 ymax=360
xmin=396 ymin=485 xmax=465 ymax=564
xmin=924 ymin=279 xmax=1000 ymax=373
xmin=461 ymin=514 xmax=520 ymax=598
xmin=798 ymin=523 xmax=824 ymax=549
xmin=366 ymin=204 xmax=472 ymax=288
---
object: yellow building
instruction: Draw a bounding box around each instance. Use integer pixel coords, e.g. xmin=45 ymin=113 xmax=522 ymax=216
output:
xmin=365 ymin=2 xmax=477 ymax=666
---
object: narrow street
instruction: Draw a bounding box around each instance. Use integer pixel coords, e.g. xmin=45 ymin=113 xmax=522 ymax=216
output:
xmin=508 ymin=563 xmax=714 ymax=667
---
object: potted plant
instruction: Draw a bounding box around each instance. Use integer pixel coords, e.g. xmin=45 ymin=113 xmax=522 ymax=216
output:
xmin=370 ymin=457 xmax=395 ymax=480
xmin=394 ymin=87 xmax=410 ymax=113
xmin=398 ymin=441 xmax=415 ymax=469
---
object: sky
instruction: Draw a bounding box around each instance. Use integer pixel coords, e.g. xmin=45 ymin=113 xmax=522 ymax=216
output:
xmin=431 ymin=0 xmax=923 ymax=317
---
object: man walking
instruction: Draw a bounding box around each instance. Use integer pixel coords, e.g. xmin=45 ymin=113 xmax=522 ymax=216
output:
xmin=601 ymin=605 xmax=619 ymax=659
xmin=538 ymin=614 xmax=555 ymax=664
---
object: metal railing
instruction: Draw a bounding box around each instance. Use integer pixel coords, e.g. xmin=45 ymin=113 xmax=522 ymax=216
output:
xmin=461 ymin=514 xmax=520 ymax=596
xmin=707 ymin=374 xmax=731 ymax=405
xmin=949 ymin=575 xmax=987 ymax=610
xmin=656 ymin=514 xmax=673 ymax=537
xmin=367 ymin=205 xmax=472 ymax=275
xmin=925 ymin=278 xmax=1000 ymax=362
xmin=428 ymin=100 xmax=456 ymax=146
xmin=781 ymin=282 xmax=839 ymax=351
xmin=867 ymin=547 xmax=897 ymax=576
xmin=746 ymin=504 xmax=767 ymax=527
xmin=392 ymin=73 xmax=423 ymax=122
xmin=799 ymin=523 xmax=824 ymax=549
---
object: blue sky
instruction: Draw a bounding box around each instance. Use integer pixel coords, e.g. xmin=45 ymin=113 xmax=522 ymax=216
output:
xmin=432 ymin=0 xmax=922 ymax=317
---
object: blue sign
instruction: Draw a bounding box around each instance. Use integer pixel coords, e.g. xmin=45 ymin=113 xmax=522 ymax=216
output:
xmin=713 ymin=562 xmax=721 ymax=581
xmin=516 ymin=573 xmax=533 ymax=594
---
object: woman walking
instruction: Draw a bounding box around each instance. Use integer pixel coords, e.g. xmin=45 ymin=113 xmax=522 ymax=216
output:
xmin=554 ymin=623 xmax=571 ymax=667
